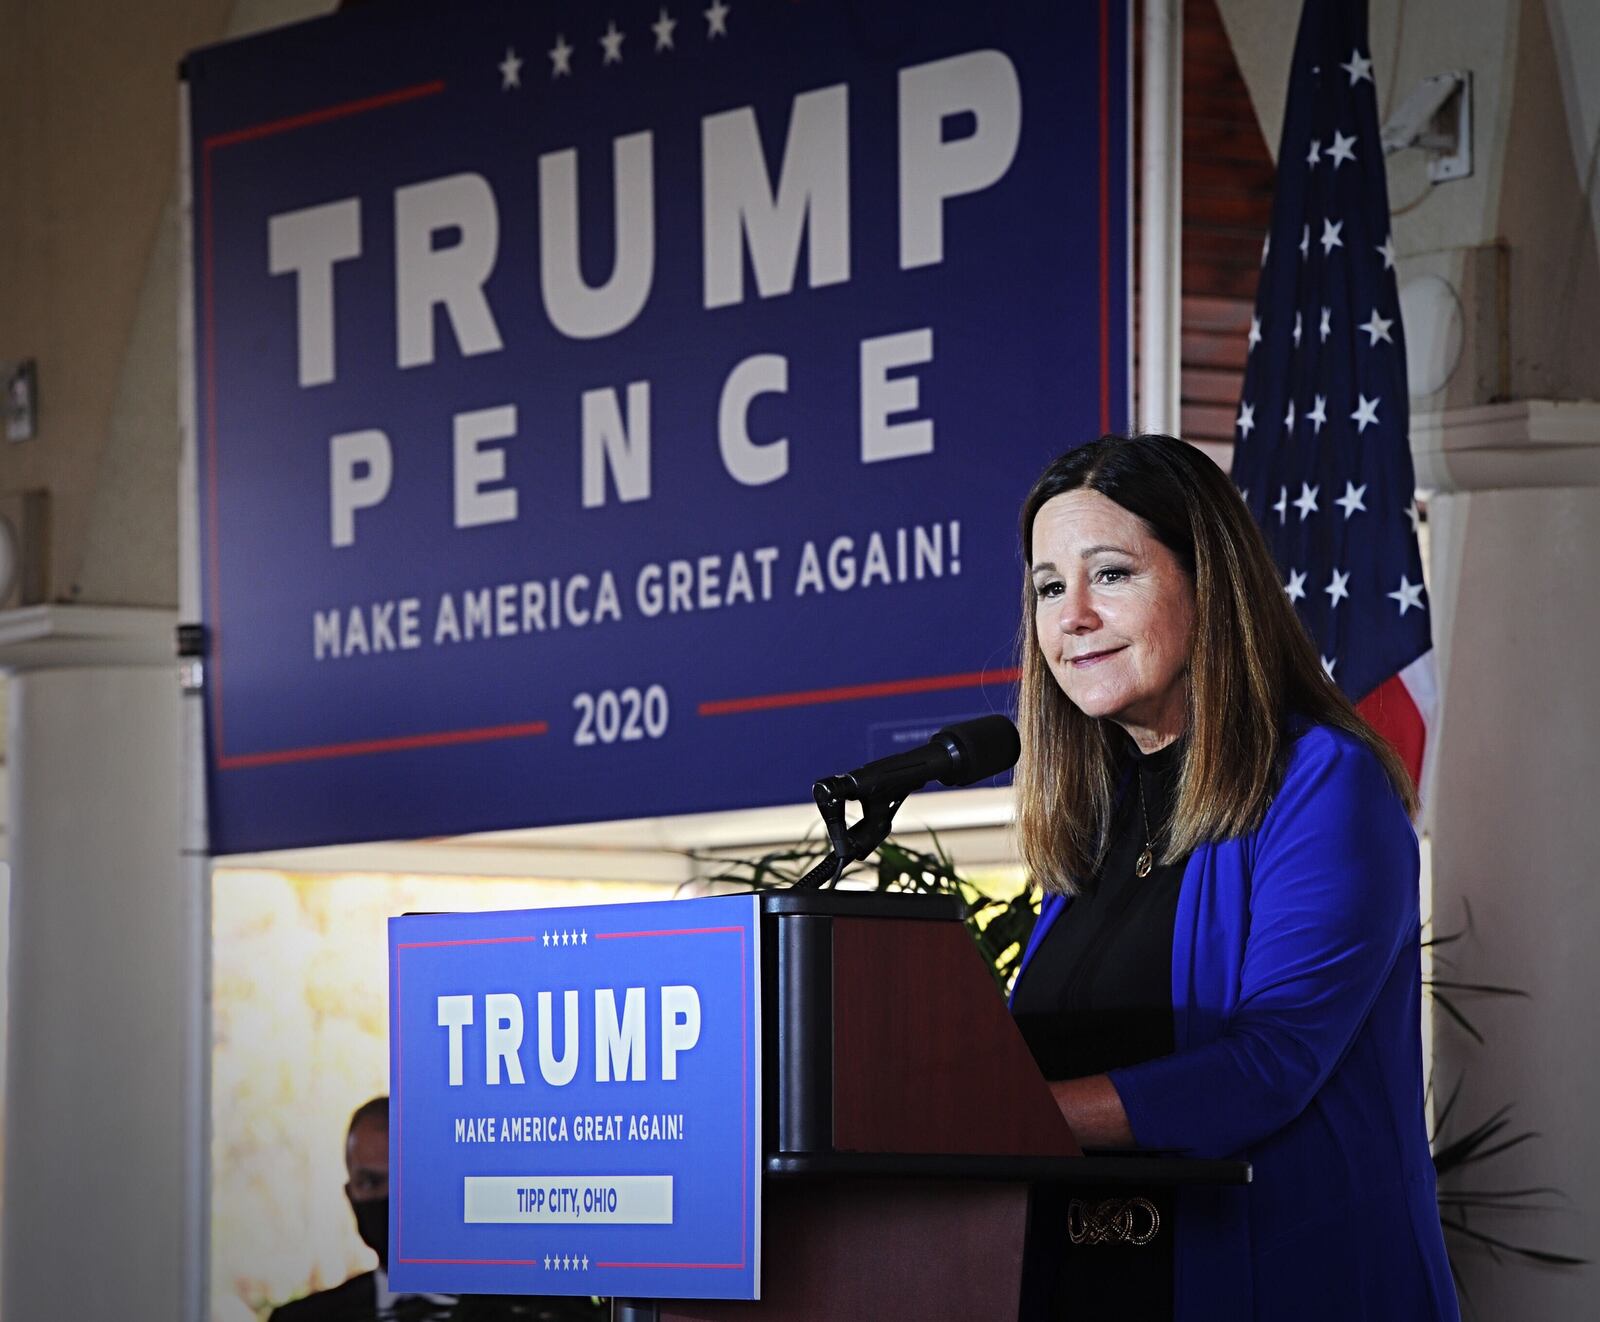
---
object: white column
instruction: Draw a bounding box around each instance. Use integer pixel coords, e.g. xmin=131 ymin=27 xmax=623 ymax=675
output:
xmin=0 ymin=606 xmax=200 ymax=1321
xmin=1138 ymin=0 xmax=1183 ymax=435
xmin=1413 ymin=402 xmax=1600 ymax=1312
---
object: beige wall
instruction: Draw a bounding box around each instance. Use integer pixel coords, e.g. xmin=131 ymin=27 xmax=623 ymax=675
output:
xmin=0 ymin=0 xmax=333 ymax=608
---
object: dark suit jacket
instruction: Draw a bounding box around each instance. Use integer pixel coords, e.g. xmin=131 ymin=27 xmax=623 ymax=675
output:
xmin=268 ymin=1271 xmax=375 ymax=1322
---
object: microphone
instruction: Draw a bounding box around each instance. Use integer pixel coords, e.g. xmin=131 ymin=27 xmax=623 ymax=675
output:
xmin=828 ymin=715 xmax=1021 ymax=802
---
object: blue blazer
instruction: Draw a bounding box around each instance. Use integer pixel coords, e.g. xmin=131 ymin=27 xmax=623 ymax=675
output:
xmin=1015 ymin=725 xmax=1459 ymax=1321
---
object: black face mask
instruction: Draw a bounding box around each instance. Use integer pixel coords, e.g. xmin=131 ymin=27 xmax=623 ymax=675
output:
xmin=352 ymin=1196 xmax=388 ymax=1270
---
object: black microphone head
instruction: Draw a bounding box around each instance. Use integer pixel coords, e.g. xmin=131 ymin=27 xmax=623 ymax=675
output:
xmin=935 ymin=715 xmax=1021 ymax=787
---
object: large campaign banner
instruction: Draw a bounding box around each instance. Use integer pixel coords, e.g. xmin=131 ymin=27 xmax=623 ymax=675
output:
xmin=388 ymin=895 xmax=761 ymax=1299
xmin=187 ymin=0 xmax=1129 ymax=853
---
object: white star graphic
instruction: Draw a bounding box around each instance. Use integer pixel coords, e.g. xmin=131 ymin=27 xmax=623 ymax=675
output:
xmin=1284 ymin=398 xmax=1297 ymax=432
xmin=1319 ymin=306 xmax=1332 ymax=342
xmin=1299 ymin=224 xmax=1310 ymax=259
xmin=1327 ymin=130 xmax=1358 ymax=168
xmin=499 ymin=46 xmax=523 ymax=90
xmin=1273 ymin=486 xmax=1289 ymax=524
xmin=1322 ymin=655 xmax=1338 ymax=679
xmin=1236 ymin=401 xmax=1256 ymax=438
xmin=652 ymin=7 xmax=678 ymax=50
xmin=1320 ymin=218 xmax=1344 ymax=256
xmin=1351 ymin=393 xmax=1380 ymax=432
xmin=548 ymin=33 xmax=574 ymax=76
xmin=542 ymin=931 xmax=550 ymax=947
xmin=1306 ymin=138 xmax=1321 ymax=168
xmin=1285 ymin=568 xmax=1308 ymax=602
xmin=544 ymin=1254 xmax=552 ymax=1270
xmin=1388 ymin=574 xmax=1426 ymax=615
xmin=561 ymin=930 xmax=571 ymax=946
xmin=1292 ymin=311 xmax=1303 ymax=347
xmin=563 ymin=1254 xmax=571 ymax=1269
xmin=1377 ymin=234 xmax=1397 ymax=270
xmin=1360 ymin=308 xmax=1394 ymax=346
xmin=1261 ymin=231 xmax=1271 ymax=267
xmin=580 ymin=930 xmax=589 ymax=945
xmin=600 ymin=20 xmax=626 ymax=64
xmin=1247 ymin=314 xmax=1262 ymax=352
xmin=1294 ymin=482 xmax=1319 ymax=520
xmin=582 ymin=1254 xmax=590 ymax=1269
xmin=1407 ymin=499 xmax=1423 ymax=534
xmin=1307 ymin=394 xmax=1328 ymax=433
xmin=1325 ymin=568 xmax=1350 ymax=606
xmin=1341 ymin=49 xmax=1374 ymax=86
xmin=1335 ymin=481 xmax=1367 ymax=517
xmin=705 ymin=0 xmax=730 ymax=37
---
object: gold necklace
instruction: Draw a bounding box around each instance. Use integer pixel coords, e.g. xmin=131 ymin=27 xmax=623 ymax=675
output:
xmin=1135 ymin=772 xmax=1155 ymax=878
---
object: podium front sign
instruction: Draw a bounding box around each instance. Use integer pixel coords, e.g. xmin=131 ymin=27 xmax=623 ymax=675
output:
xmin=388 ymin=895 xmax=762 ymax=1300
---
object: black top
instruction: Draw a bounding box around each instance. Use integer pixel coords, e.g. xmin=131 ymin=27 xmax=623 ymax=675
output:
xmin=1011 ymin=735 xmax=1188 ymax=1073
xmin=1012 ymin=735 xmax=1191 ymax=1322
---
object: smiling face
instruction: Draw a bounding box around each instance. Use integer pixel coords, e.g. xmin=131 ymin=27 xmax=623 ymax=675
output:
xmin=1029 ymin=488 xmax=1196 ymax=752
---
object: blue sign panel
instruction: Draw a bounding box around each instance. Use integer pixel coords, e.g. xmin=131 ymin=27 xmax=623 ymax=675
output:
xmin=388 ymin=895 xmax=762 ymax=1299
xmin=187 ymin=0 xmax=1129 ymax=852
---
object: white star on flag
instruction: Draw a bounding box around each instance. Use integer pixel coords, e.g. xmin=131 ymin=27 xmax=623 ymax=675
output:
xmin=1336 ymin=481 xmax=1367 ymax=517
xmin=705 ymin=0 xmax=731 ymax=37
xmin=1325 ymin=568 xmax=1351 ymax=606
xmin=1294 ymin=482 xmax=1319 ymax=520
xmin=1388 ymin=574 xmax=1425 ymax=615
xmin=1286 ymin=568 xmax=1308 ymax=602
xmin=1284 ymin=398 xmax=1297 ymax=431
xmin=1327 ymin=129 xmax=1358 ymax=168
xmin=652 ymin=7 xmax=678 ymax=50
xmin=1351 ymin=394 xmax=1380 ymax=432
xmin=1360 ymin=308 xmax=1393 ymax=345
xmin=1273 ymin=486 xmax=1289 ymax=524
xmin=1237 ymin=401 xmax=1256 ymax=437
xmin=1376 ymin=234 xmax=1396 ymax=270
xmin=1341 ymin=49 xmax=1374 ymax=85
xmin=600 ymin=20 xmax=626 ymax=64
xmin=1321 ymin=218 xmax=1344 ymax=255
xmin=1319 ymin=306 xmax=1332 ymax=341
xmin=1307 ymin=394 xmax=1328 ymax=433
xmin=1248 ymin=314 xmax=1262 ymax=351
xmin=549 ymin=33 xmax=574 ymax=76
xmin=1261 ymin=231 xmax=1271 ymax=266
xmin=1306 ymin=138 xmax=1321 ymax=168
xmin=1293 ymin=311 xmax=1303 ymax=346
xmin=499 ymin=47 xmax=523 ymax=89
xmin=1322 ymin=655 xmax=1338 ymax=679
xmin=1299 ymin=224 xmax=1310 ymax=259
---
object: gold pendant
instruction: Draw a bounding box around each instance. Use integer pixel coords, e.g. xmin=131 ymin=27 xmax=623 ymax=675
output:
xmin=1135 ymin=848 xmax=1154 ymax=878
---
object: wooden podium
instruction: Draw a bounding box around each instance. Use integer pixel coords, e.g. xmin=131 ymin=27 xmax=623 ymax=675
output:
xmin=612 ymin=891 xmax=1248 ymax=1322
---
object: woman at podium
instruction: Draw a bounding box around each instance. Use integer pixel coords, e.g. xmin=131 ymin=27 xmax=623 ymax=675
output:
xmin=1008 ymin=434 xmax=1457 ymax=1321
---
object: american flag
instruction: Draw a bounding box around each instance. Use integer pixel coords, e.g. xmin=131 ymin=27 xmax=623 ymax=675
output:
xmin=1231 ymin=0 xmax=1435 ymax=787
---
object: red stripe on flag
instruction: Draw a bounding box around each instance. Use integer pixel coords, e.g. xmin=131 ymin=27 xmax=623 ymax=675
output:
xmin=1356 ymin=673 xmax=1426 ymax=789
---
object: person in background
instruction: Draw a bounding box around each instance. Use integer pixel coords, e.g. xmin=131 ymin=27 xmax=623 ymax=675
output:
xmin=1009 ymin=434 xmax=1458 ymax=1321
xmin=269 ymin=1097 xmax=606 ymax=1321
xmin=269 ymin=1096 xmax=453 ymax=1321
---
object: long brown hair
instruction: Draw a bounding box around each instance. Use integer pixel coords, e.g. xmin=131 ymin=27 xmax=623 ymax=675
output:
xmin=1015 ymin=433 xmax=1418 ymax=894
